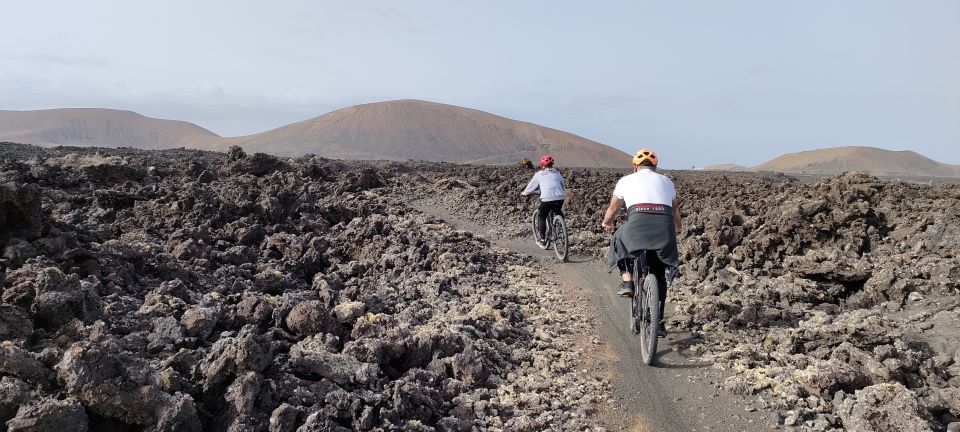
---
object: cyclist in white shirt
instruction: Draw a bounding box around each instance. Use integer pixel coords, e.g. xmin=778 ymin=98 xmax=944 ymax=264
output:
xmin=521 ymin=155 xmax=566 ymax=245
xmin=601 ymin=149 xmax=682 ymax=337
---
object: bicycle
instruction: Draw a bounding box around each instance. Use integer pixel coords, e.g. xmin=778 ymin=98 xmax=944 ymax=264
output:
xmin=530 ymin=202 xmax=569 ymax=262
xmin=629 ymin=250 xmax=661 ymax=366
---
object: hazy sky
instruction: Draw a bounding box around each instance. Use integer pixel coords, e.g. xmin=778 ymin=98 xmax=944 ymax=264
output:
xmin=1 ymin=0 xmax=957 ymax=167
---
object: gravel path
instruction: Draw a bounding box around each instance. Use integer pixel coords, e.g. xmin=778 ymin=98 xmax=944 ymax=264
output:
xmin=412 ymin=198 xmax=776 ymax=432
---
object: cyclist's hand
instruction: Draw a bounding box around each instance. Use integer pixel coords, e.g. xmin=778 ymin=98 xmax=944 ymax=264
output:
xmin=602 ymin=220 xmax=615 ymax=234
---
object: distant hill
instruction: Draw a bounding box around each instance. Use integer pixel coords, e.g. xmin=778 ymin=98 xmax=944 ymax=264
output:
xmin=0 ymin=101 xmax=629 ymax=168
xmin=754 ymin=146 xmax=959 ymax=178
xmin=702 ymin=163 xmax=750 ymax=171
xmin=220 ymin=99 xmax=630 ymax=168
xmin=0 ymin=108 xmax=219 ymax=150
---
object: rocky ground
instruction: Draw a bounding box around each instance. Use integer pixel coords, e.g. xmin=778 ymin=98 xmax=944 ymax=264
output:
xmin=0 ymin=143 xmax=608 ymax=431
xmin=2 ymin=143 xmax=959 ymax=431
xmin=414 ymin=164 xmax=960 ymax=431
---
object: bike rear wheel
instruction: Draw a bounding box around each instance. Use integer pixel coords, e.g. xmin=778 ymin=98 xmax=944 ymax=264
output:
xmin=551 ymin=214 xmax=568 ymax=261
xmin=634 ymin=263 xmax=660 ymax=366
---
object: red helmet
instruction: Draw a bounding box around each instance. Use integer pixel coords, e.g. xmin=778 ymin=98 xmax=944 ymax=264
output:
xmin=539 ymin=155 xmax=555 ymax=167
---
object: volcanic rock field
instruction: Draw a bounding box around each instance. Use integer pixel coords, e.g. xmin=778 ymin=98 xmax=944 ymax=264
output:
xmin=1 ymin=143 xmax=959 ymax=431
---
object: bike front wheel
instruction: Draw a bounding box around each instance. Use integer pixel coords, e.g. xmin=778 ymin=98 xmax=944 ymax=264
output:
xmin=637 ymin=272 xmax=660 ymax=366
xmin=551 ymin=215 xmax=568 ymax=261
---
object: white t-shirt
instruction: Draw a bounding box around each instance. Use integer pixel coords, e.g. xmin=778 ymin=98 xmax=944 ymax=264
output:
xmin=613 ymin=169 xmax=676 ymax=207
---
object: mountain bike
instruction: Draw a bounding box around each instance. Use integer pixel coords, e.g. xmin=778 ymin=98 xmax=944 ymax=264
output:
xmin=530 ymin=203 xmax=569 ymax=262
xmin=629 ymin=250 xmax=661 ymax=366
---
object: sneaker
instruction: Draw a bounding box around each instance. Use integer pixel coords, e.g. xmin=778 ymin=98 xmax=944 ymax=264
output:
xmin=657 ymin=323 xmax=668 ymax=338
xmin=616 ymin=281 xmax=634 ymax=297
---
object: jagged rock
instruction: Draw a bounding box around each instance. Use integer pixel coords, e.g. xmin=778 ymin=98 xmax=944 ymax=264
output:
xmin=0 ymin=376 xmax=31 ymax=425
xmin=180 ymin=306 xmax=218 ymax=339
xmin=56 ymin=337 xmax=173 ymax=426
xmin=197 ymin=169 xmax=215 ymax=184
xmin=226 ymin=145 xmax=246 ymax=161
xmin=236 ymin=225 xmax=266 ymax=246
xmin=236 ymin=293 xmax=274 ymax=327
xmin=337 ymin=167 xmax=384 ymax=193
xmin=147 ymin=316 xmax=185 ymax=352
xmin=451 ymin=346 xmax=488 ymax=385
xmin=0 ymin=182 xmax=42 ymax=240
xmin=332 ymin=301 xmax=365 ymax=324
xmin=223 ymin=372 xmax=265 ymax=431
xmin=29 ymin=267 xmax=101 ymax=331
xmin=172 ymin=239 xmax=203 ymax=260
xmin=138 ymin=279 xmax=190 ymax=317
xmin=837 ymin=382 xmax=931 ymax=432
xmin=93 ymin=189 xmax=144 ymax=209
xmin=795 ymin=359 xmax=869 ymax=398
xmin=0 ymin=344 xmax=53 ymax=388
xmin=935 ymin=387 xmax=960 ymax=417
xmin=5 ymin=397 xmax=88 ymax=432
xmin=0 ymin=303 xmax=33 ymax=340
xmin=199 ymin=325 xmax=272 ymax=390
xmin=2 ymin=239 xmax=38 ymax=268
xmin=154 ymin=393 xmax=202 ymax=432
xmin=100 ymin=237 xmax=161 ymax=261
xmin=289 ymin=336 xmax=367 ymax=385
xmin=225 ymin=151 xmax=285 ymax=176
xmin=268 ymin=403 xmax=300 ymax=432
xmin=285 ymin=300 xmax=334 ymax=337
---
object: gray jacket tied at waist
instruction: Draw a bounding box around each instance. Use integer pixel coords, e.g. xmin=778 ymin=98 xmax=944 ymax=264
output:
xmin=607 ymin=206 xmax=679 ymax=275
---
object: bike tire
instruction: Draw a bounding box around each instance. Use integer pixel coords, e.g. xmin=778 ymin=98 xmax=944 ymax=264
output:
xmin=630 ymin=259 xmax=644 ymax=336
xmin=551 ymin=215 xmax=568 ymax=261
xmin=638 ymin=272 xmax=660 ymax=366
xmin=530 ymin=208 xmax=548 ymax=249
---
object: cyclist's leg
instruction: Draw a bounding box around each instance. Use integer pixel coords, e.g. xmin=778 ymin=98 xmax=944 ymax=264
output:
xmin=544 ymin=200 xmax=564 ymax=220
xmin=616 ymin=258 xmax=635 ymax=296
xmin=537 ymin=200 xmax=550 ymax=239
xmin=548 ymin=199 xmax=564 ymax=235
xmin=540 ymin=200 xmax=563 ymax=237
xmin=617 ymin=258 xmax=634 ymax=281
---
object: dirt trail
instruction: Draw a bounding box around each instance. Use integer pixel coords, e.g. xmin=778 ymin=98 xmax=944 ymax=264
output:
xmin=412 ymin=198 xmax=775 ymax=432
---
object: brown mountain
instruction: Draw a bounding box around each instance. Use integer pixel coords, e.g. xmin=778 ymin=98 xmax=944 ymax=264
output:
xmin=0 ymin=108 xmax=219 ymax=150
xmin=702 ymin=163 xmax=750 ymax=171
xmin=754 ymin=146 xmax=960 ymax=178
xmin=220 ymin=99 xmax=630 ymax=167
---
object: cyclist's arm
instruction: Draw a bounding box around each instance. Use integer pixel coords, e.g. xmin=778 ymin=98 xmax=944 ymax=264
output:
xmin=601 ymin=194 xmax=624 ymax=233
xmin=520 ymin=175 xmax=539 ymax=196
xmin=672 ymin=197 xmax=682 ymax=233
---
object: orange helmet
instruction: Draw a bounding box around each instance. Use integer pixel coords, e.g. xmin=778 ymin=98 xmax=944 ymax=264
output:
xmin=632 ymin=149 xmax=658 ymax=166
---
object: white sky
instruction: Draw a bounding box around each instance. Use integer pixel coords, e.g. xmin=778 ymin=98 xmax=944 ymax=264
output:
xmin=1 ymin=0 xmax=958 ymax=167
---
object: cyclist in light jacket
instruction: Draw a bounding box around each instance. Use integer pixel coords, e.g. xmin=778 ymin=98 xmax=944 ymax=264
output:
xmin=521 ymin=155 xmax=566 ymax=242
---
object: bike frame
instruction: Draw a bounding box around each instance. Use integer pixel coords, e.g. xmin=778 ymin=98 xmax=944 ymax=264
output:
xmin=544 ymin=209 xmax=558 ymax=239
xmin=632 ymin=251 xmax=650 ymax=280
